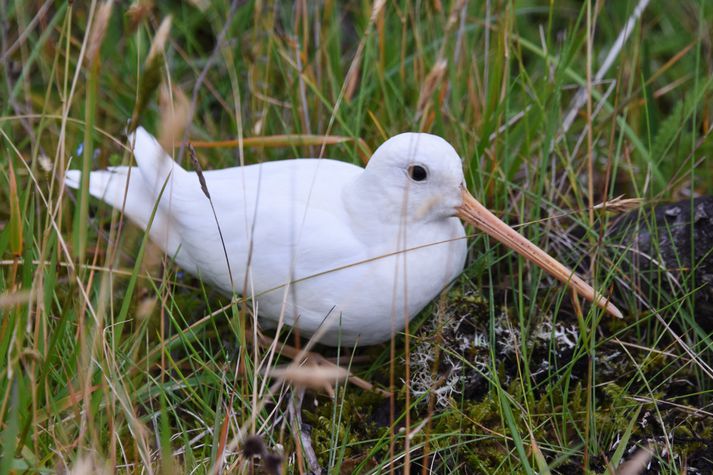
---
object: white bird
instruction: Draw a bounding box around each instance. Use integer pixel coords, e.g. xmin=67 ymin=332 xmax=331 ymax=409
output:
xmin=65 ymin=128 xmax=621 ymax=346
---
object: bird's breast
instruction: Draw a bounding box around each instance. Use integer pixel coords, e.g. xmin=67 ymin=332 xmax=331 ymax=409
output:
xmin=253 ymin=217 xmax=467 ymax=345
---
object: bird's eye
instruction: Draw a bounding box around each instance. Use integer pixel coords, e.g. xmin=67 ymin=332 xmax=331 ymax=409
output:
xmin=408 ymin=164 xmax=428 ymax=182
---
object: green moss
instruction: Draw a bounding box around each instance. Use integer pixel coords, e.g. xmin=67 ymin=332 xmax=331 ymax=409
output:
xmin=428 ymin=394 xmax=506 ymax=471
xmin=305 ymin=280 xmax=713 ymax=472
xmin=303 ymin=388 xmax=389 ymax=467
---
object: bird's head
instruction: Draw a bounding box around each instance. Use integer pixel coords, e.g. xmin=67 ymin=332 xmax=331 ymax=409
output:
xmin=364 ymin=132 xmax=465 ymax=223
xmin=361 ymin=132 xmax=623 ymax=320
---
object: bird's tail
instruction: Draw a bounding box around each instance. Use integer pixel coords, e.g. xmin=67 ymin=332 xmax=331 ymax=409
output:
xmin=63 ymin=127 xmax=193 ymax=256
xmin=126 ymin=126 xmax=191 ymax=190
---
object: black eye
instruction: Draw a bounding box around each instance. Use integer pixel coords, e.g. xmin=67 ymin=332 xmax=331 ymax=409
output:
xmin=408 ymin=165 xmax=428 ymax=182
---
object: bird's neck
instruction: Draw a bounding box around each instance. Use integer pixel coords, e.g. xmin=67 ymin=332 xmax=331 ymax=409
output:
xmin=342 ymin=172 xmax=414 ymax=244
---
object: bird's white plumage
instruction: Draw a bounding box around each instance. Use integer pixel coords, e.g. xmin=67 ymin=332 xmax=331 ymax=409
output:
xmin=65 ymin=128 xmax=467 ymax=345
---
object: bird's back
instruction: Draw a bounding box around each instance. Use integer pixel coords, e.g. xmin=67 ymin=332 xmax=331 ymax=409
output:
xmin=66 ymin=127 xmax=366 ymax=288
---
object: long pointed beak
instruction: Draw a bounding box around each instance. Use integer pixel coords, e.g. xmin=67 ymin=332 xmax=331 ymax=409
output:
xmin=456 ymin=187 xmax=623 ymax=319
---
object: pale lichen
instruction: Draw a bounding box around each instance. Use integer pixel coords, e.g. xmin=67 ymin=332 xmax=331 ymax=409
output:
xmin=409 ymin=287 xmax=582 ymax=407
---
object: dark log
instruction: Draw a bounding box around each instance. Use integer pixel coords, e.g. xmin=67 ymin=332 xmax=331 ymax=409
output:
xmin=606 ymin=197 xmax=713 ymax=330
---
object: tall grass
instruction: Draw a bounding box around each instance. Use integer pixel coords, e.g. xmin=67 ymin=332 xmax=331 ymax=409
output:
xmin=1 ymin=0 xmax=712 ymax=473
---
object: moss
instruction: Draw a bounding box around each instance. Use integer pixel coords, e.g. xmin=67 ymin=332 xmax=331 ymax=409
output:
xmin=303 ymin=388 xmax=389 ymax=468
xmin=296 ymin=277 xmax=713 ymax=472
xmin=673 ymin=418 xmax=713 ymax=458
xmin=427 ymin=394 xmax=506 ymax=471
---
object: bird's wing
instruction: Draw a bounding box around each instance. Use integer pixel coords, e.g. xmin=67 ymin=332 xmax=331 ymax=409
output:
xmin=127 ymin=127 xmax=192 ymax=189
xmin=166 ymin=159 xmax=366 ymax=295
xmin=66 ymin=127 xmax=368 ymax=301
xmin=237 ymin=193 xmax=374 ymax=337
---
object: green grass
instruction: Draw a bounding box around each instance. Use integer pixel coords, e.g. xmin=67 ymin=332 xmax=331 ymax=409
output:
xmin=1 ymin=0 xmax=712 ymax=473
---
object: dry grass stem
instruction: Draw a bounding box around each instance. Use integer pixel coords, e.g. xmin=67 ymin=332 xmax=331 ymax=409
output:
xmin=416 ymin=59 xmax=448 ymax=120
xmin=127 ymin=0 xmax=153 ymax=31
xmin=130 ymin=15 xmax=173 ymax=130
xmin=158 ymin=85 xmax=193 ymax=153
xmin=146 ymin=15 xmax=172 ymax=65
xmin=266 ymin=365 xmax=348 ymax=391
xmin=615 ymin=444 xmax=653 ymax=475
xmin=0 ymin=289 xmax=37 ymax=308
xmin=593 ymin=195 xmax=645 ymax=213
xmin=86 ymin=1 xmax=113 ymax=66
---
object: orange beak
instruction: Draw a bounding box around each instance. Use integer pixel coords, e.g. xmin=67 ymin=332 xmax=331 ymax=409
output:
xmin=456 ymin=187 xmax=623 ymax=319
